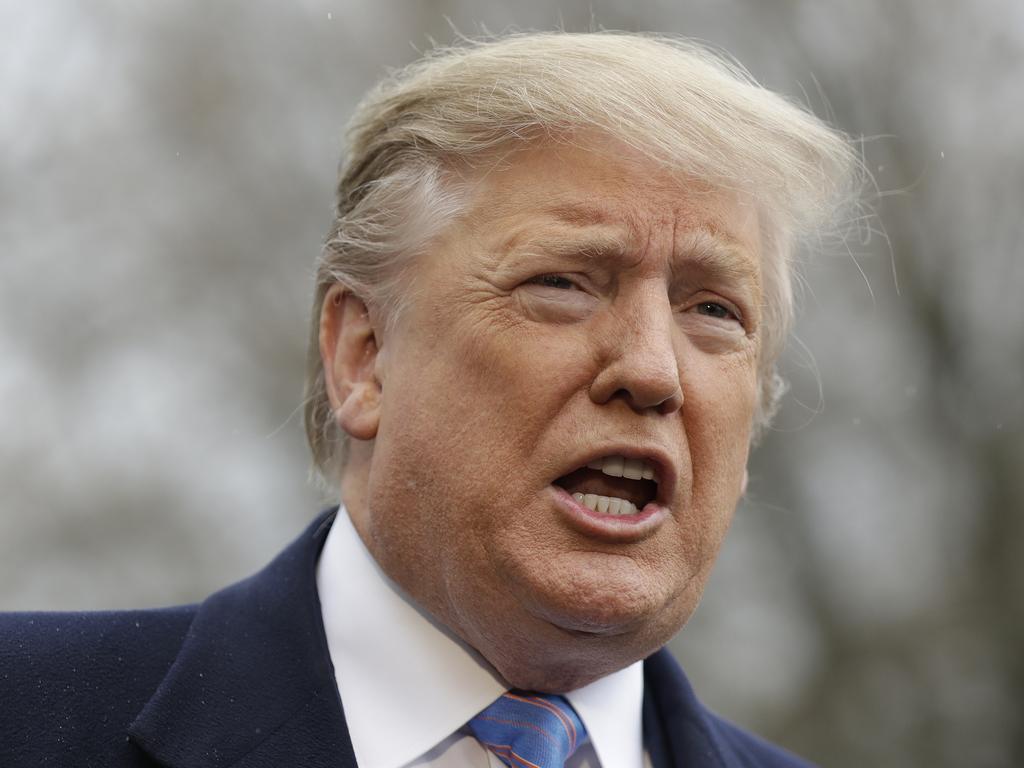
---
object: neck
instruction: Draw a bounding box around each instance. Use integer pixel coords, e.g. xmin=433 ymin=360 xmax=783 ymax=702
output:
xmin=338 ymin=448 xmax=373 ymax=536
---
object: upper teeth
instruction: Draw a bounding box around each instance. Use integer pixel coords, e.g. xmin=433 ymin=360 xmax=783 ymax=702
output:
xmin=587 ymin=455 xmax=657 ymax=481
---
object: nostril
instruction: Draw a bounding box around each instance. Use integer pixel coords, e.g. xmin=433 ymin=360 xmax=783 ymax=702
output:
xmin=658 ymin=387 xmax=684 ymax=414
xmin=605 ymin=386 xmax=682 ymax=415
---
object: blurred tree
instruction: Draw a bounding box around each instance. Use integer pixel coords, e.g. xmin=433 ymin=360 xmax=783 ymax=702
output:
xmin=1 ymin=1 xmax=1019 ymax=765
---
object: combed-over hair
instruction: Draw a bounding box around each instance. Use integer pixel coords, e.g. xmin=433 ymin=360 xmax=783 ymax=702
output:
xmin=304 ymin=31 xmax=861 ymax=483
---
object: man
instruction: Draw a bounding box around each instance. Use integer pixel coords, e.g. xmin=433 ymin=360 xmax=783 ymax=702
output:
xmin=1 ymin=32 xmax=856 ymax=767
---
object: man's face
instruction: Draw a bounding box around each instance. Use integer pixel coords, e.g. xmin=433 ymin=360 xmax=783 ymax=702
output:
xmin=356 ymin=139 xmax=762 ymax=691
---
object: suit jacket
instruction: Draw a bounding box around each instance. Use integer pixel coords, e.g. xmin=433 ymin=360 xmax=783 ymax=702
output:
xmin=0 ymin=509 xmax=812 ymax=768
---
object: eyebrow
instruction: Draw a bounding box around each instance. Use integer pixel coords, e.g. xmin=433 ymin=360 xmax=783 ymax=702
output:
xmin=489 ymin=194 xmax=762 ymax=296
xmin=545 ymin=202 xmax=618 ymax=228
xmin=509 ymin=233 xmax=628 ymax=261
xmin=547 ymin=203 xmax=757 ymax=276
xmin=503 ymin=220 xmax=759 ymax=291
xmin=672 ymin=228 xmax=761 ymax=293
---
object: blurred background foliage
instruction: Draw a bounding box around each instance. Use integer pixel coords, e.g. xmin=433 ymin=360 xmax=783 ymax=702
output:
xmin=1 ymin=1 xmax=1021 ymax=766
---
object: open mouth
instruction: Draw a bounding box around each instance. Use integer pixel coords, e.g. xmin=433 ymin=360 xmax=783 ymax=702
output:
xmin=553 ymin=455 xmax=659 ymax=516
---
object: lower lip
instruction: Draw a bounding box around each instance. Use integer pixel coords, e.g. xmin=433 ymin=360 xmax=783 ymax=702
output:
xmin=549 ymin=485 xmax=668 ymax=541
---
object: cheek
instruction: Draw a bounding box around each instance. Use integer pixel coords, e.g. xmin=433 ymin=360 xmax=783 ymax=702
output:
xmin=680 ymin=353 xmax=757 ymax=518
xmin=684 ymin=349 xmax=758 ymax=440
xmin=375 ymin=313 xmax=577 ymax=515
xmin=432 ymin=310 xmax=589 ymax=429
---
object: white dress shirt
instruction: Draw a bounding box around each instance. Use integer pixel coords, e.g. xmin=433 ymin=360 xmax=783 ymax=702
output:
xmin=316 ymin=507 xmax=648 ymax=768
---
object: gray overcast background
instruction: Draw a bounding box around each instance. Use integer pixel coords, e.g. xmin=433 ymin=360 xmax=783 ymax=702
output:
xmin=2 ymin=2 xmax=1021 ymax=766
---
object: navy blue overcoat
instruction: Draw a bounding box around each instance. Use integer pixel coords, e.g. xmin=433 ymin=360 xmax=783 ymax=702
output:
xmin=0 ymin=509 xmax=812 ymax=767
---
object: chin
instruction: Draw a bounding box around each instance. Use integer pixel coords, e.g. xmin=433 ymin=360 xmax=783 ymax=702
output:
xmin=471 ymin=586 xmax=687 ymax=693
xmin=484 ymin=613 xmax=665 ymax=694
xmin=498 ymin=661 xmax=608 ymax=695
xmin=511 ymin=546 xmax=697 ymax=632
xmin=529 ymin=589 xmax=663 ymax=636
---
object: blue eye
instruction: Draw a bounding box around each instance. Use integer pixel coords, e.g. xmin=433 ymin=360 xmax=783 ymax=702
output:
xmin=533 ymin=274 xmax=576 ymax=290
xmin=696 ymin=302 xmax=734 ymax=320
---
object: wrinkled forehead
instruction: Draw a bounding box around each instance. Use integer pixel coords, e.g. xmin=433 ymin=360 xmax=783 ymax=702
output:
xmin=454 ymin=138 xmax=764 ymax=286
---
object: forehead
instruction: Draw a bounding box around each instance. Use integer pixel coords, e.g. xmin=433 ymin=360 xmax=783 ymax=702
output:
xmin=457 ymin=140 xmax=763 ymax=282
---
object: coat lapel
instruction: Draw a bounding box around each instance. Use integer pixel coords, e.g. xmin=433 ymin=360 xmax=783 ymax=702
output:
xmin=643 ymin=648 xmax=736 ymax=768
xmin=128 ymin=509 xmax=356 ymax=768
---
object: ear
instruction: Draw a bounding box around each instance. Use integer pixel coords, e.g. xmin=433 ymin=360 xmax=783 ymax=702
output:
xmin=319 ymin=285 xmax=382 ymax=441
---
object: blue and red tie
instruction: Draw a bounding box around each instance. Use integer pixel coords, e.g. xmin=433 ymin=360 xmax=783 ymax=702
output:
xmin=467 ymin=691 xmax=588 ymax=767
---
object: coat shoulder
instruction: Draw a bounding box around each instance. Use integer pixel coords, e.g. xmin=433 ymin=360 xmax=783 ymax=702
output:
xmin=0 ymin=605 xmax=196 ymax=767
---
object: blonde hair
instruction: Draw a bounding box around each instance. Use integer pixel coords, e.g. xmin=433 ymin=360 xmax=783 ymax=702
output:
xmin=305 ymin=31 xmax=862 ymax=482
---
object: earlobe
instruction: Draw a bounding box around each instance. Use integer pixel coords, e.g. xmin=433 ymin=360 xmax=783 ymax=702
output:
xmin=319 ymin=285 xmax=383 ymax=441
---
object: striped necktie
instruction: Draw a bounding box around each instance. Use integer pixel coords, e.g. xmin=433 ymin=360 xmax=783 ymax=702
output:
xmin=467 ymin=690 xmax=588 ymax=767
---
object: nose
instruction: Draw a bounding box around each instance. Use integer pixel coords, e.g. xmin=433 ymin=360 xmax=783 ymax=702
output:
xmin=589 ymin=287 xmax=683 ymax=415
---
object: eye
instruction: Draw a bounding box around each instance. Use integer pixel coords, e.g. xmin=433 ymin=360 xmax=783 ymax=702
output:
xmin=694 ymin=301 xmax=737 ymax=320
xmin=517 ymin=272 xmax=597 ymax=322
xmin=531 ymin=274 xmax=577 ymax=290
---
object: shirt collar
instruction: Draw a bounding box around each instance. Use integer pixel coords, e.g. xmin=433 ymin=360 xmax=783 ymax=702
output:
xmin=316 ymin=506 xmax=645 ymax=768
xmin=567 ymin=662 xmax=645 ymax=768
